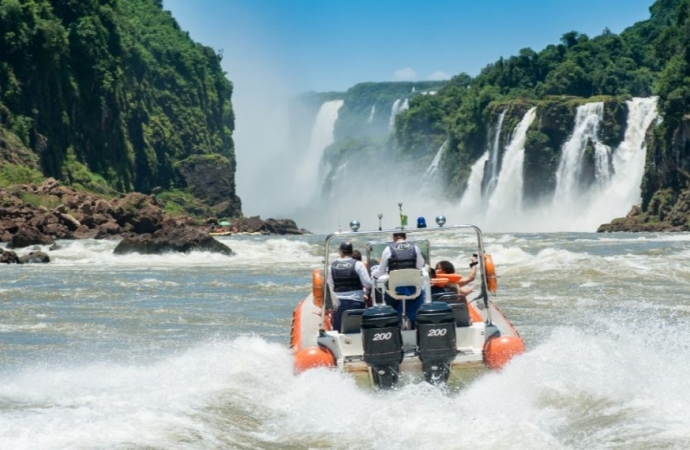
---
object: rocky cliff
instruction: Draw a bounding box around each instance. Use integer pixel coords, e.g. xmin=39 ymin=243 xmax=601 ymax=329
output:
xmin=0 ymin=0 xmax=241 ymax=218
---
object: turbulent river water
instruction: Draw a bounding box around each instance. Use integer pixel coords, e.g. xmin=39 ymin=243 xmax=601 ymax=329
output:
xmin=1 ymin=231 xmax=690 ymax=449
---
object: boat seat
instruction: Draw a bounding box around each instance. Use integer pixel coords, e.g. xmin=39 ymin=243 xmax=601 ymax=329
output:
xmin=432 ymin=292 xmax=465 ymax=303
xmin=449 ymin=303 xmax=472 ymax=327
xmin=387 ymin=269 xmax=422 ymax=300
xmin=341 ymin=309 xmax=365 ymax=334
xmin=432 ymin=296 xmax=472 ymax=327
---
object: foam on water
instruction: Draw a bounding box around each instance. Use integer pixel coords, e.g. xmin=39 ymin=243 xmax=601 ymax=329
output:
xmin=2 ymin=313 xmax=689 ymax=449
xmin=20 ymin=237 xmax=323 ymax=270
xmin=2 ymin=233 xmax=690 ymax=448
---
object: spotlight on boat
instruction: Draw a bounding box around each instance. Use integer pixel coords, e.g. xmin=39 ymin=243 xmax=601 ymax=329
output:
xmin=349 ymin=220 xmax=361 ymax=232
xmin=435 ymin=215 xmax=446 ymax=227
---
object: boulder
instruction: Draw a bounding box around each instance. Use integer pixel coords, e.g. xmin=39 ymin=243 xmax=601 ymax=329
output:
xmin=176 ymin=154 xmax=242 ymax=217
xmin=263 ymin=218 xmax=303 ymax=235
xmin=0 ymin=249 xmax=20 ymax=264
xmin=19 ymin=251 xmax=50 ymax=264
xmin=114 ymin=221 xmax=233 ymax=255
xmin=6 ymin=227 xmax=55 ymax=249
xmin=111 ymin=193 xmax=164 ymax=234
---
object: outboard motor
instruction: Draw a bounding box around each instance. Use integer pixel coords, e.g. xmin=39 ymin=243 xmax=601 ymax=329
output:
xmin=361 ymin=305 xmax=403 ymax=388
xmin=415 ymin=302 xmax=457 ymax=384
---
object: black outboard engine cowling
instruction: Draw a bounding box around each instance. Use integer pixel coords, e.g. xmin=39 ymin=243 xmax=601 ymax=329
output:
xmin=361 ymin=305 xmax=403 ymax=389
xmin=416 ymin=302 xmax=457 ymax=384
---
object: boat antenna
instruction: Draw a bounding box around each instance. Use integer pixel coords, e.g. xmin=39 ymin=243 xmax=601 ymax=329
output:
xmin=398 ymin=203 xmax=408 ymax=230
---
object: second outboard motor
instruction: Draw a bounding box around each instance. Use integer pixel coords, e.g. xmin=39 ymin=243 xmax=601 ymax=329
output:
xmin=361 ymin=305 xmax=403 ymax=389
xmin=416 ymin=302 xmax=457 ymax=384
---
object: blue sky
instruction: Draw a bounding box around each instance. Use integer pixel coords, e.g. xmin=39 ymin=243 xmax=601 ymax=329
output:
xmin=163 ymin=0 xmax=655 ymax=94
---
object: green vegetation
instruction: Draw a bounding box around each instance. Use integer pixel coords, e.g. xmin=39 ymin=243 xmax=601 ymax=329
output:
xmin=18 ymin=191 xmax=61 ymax=209
xmin=334 ymin=81 xmax=446 ymax=141
xmin=391 ymin=0 xmax=686 ymax=199
xmin=156 ymin=188 xmax=215 ymax=219
xmin=641 ymin=0 xmax=690 ymax=209
xmin=0 ymin=163 xmax=45 ymax=187
xmin=0 ymin=0 xmax=236 ymax=209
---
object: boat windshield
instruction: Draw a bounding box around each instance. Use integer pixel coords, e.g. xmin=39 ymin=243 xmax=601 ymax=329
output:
xmin=323 ymin=226 xmax=486 ymax=271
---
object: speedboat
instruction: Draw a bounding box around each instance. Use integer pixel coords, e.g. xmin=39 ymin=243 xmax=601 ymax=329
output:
xmin=289 ymin=219 xmax=525 ymax=388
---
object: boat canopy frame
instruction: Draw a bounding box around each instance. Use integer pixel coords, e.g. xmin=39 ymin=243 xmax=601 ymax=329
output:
xmin=321 ymin=225 xmax=493 ymax=331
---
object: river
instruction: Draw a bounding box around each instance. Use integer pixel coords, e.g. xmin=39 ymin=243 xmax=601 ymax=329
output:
xmin=1 ymin=231 xmax=689 ymax=449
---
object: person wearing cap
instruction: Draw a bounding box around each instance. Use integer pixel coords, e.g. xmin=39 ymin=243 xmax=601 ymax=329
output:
xmin=327 ymin=241 xmax=372 ymax=332
xmin=371 ymin=232 xmax=425 ymax=323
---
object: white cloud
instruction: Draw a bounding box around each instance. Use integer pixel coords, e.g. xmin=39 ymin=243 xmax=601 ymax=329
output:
xmin=427 ymin=71 xmax=449 ymax=81
xmin=393 ymin=67 xmax=417 ymax=81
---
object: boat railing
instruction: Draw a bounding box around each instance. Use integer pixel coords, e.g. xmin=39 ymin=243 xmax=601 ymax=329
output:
xmin=321 ymin=225 xmax=492 ymax=331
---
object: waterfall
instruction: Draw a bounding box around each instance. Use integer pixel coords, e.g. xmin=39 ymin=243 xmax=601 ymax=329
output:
xmin=523 ymin=97 xmax=659 ymax=231
xmin=583 ymin=97 xmax=659 ymax=225
xmin=389 ymin=98 xmax=409 ymax=129
xmin=485 ymin=107 xmax=538 ymax=223
xmin=458 ymin=151 xmax=489 ymax=218
xmin=294 ymin=99 xmax=343 ymax=206
xmin=552 ymin=102 xmax=608 ymax=205
xmin=485 ymin=110 xmax=507 ymax=196
xmin=323 ymin=162 xmax=349 ymax=200
xmin=367 ymin=105 xmax=376 ymax=124
xmin=421 ymin=140 xmax=447 ymax=187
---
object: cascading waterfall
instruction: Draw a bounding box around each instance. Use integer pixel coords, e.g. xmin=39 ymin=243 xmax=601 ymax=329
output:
xmin=455 ymin=98 xmax=658 ymax=232
xmin=552 ymin=102 xmax=609 ymax=206
xmin=367 ymin=105 xmax=376 ymax=124
xmin=579 ymin=97 xmax=659 ymax=227
xmin=485 ymin=110 xmax=507 ymax=197
xmin=293 ymin=99 xmax=343 ymax=207
xmin=485 ymin=107 xmax=537 ymax=225
xmin=421 ymin=140 xmax=448 ymax=188
xmin=389 ymin=98 xmax=409 ymax=129
xmin=529 ymin=98 xmax=658 ymax=231
xmin=458 ymin=151 xmax=489 ymax=219
xmin=323 ymin=162 xmax=349 ymax=201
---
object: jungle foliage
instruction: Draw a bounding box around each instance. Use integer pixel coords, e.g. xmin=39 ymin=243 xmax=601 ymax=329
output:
xmin=0 ymin=0 xmax=234 ymax=197
xmin=641 ymin=0 xmax=690 ymax=208
xmin=393 ymin=0 xmax=685 ymax=197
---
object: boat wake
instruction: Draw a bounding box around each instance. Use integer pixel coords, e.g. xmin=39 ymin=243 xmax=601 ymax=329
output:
xmin=0 ymin=312 xmax=689 ymax=449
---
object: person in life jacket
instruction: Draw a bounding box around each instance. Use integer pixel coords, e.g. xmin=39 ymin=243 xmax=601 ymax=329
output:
xmin=327 ymin=241 xmax=372 ymax=332
xmin=371 ymin=232 xmax=425 ymax=323
xmin=435 ymin=258 xmax=477 ymax=296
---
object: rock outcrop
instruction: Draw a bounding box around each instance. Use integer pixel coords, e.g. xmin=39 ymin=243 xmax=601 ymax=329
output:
xmin=113 ymin=219 xmax=233 ymax=255
xmin=176 ymin=155 xmax=242 ymax=219
xmin=0 ymin=248 xmax=50 ymax=264
xmin=0 ymin=179 xmax=308 ymax=250
xmin=598 ymin=190 xmax=690 ymax=232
